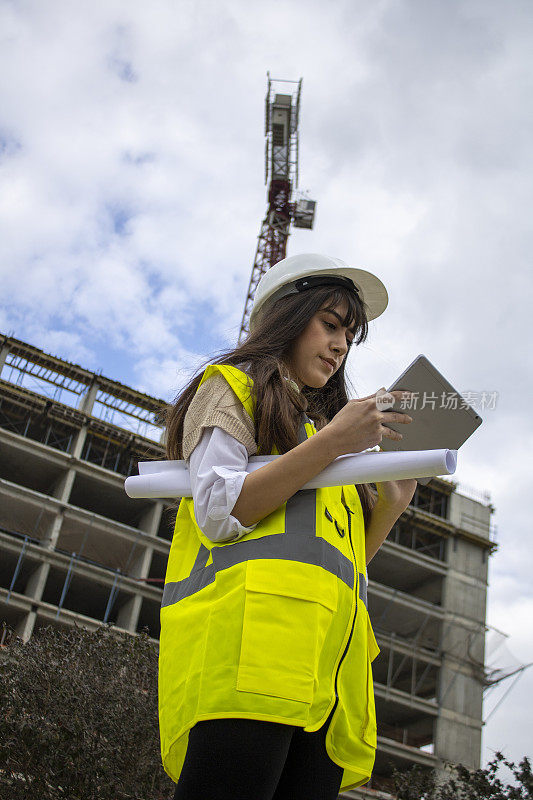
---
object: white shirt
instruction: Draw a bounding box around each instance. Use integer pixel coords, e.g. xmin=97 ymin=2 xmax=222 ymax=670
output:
xmin=188 ymin=426 xmax=258 ymax=543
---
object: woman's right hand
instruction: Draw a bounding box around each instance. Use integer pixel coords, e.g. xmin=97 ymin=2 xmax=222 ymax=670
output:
xmin=233 ymin=389 xmax=414 ymax=528
xmin=322 ymin=390 xmax=414 ymax=457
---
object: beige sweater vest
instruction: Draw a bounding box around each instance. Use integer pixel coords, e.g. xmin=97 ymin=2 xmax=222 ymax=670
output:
xmin=182 ymin=373 xmax=258 ymax=461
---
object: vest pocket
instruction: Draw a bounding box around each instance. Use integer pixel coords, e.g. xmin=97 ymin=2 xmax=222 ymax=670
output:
xmin=236 ymin=560 xmax=338 ymax=705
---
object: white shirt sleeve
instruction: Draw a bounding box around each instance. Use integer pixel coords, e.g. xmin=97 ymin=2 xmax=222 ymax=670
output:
xmin=187 ymin=426 xmax=258 ymax=543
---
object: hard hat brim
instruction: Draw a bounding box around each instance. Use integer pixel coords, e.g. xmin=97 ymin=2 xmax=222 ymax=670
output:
xmin=249 ymin=258 xmax=389 ymax=330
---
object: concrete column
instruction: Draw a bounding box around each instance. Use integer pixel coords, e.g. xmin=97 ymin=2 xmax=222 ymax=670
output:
xmin=16 ymin=561 xmax=51 ymax=641
xmin=139 ymin=501 xmax=164 ymax=536
xmin=71 ymin=424 xmax=89 ymax=460
xmin=116 ymin=503 xmax=162 ymax=632
xmin=116 ymin=594 xmax=143 ymax=632
xmin=52 ymin=470 xmax=76 ymax=504
xmin=45 ymin=513 xmax=65 ymax=550
xmin=15 ymin=610 xmax=37 ymax=642
xmin=116 ymin=546 xmax=154 ymax=632
xmin=24 ymin=562 xmax=50 ymax=600
xmin=0 ymin=340 xmax=11 ymax=373
xmin=78 ymin=378 xmax=99 ymax=416
xmin=46 ymin=473 xmax=73 ymax=551
xmin=127 ymin=502 xmax=162 ymax=578
xmin=129 ymin=544 xmax=154 ymax=579
xmin=434 ymin=529 xmax=489 ymax=769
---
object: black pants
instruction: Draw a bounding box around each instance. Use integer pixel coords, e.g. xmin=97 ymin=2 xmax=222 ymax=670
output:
xmin=172 ymin=716 xmax=344 ymax=800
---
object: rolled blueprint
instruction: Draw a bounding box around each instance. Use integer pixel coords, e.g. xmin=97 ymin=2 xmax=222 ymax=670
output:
xmin=124 ymin=449 xmax=457 ymax=499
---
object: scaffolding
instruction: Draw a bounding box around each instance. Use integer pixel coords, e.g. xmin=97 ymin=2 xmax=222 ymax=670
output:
xmin=0 ymin=333 xmax=172 ymax=643
xmin=1 ymin=334 xmax=165 ymax=438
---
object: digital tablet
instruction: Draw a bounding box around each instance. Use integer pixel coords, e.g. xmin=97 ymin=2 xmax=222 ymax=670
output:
xmin=378 ymin=355 xmax=483 ymax=484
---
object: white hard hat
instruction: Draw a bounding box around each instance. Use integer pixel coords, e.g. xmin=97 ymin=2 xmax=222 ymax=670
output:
xmin=249 ymin=253 xmax=389 ymax=330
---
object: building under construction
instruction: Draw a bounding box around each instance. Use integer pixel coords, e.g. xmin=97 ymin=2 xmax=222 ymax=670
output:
xmin=0 ymin=333 xmax=495 ymax=798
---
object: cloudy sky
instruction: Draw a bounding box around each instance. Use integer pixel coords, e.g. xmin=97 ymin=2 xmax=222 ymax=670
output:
xmin=1 ymin=0 xmax=531 ymax=772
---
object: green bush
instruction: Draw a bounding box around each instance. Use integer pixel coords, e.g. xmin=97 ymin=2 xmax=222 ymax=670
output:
xmin=393 ymin=752 xmax=533 ymax=800
xmin=3 ymin=623 xmax=531 ymax=800
xmin=0 ymin=624 xmax=175 ymax=800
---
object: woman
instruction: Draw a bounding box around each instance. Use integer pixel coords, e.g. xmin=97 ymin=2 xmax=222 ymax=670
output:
xmin=160 ymin=253 xmax=416 ymax=799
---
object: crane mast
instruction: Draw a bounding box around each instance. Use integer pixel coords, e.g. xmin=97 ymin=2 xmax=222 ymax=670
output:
xmin=238 ymin=74 xmax=316 ymax=342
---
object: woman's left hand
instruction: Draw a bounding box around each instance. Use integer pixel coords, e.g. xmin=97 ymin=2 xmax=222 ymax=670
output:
xmin=374 ymin=477 xmax=417 ymax=512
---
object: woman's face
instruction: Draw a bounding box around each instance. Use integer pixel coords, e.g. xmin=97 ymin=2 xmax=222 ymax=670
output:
xmin=284 ymin=300 xmax=355 ymax=389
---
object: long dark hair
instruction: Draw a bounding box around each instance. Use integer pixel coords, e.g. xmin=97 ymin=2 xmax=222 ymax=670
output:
xmin=165 ymin=284 xmax=377 ymax=527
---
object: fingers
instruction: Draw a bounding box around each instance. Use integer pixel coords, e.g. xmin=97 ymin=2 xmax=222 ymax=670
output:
xmin=382 ymin=426 xmax=404 ymax=441
xmin=390 ymin=390 xmax=414 ymax=401
xmin=381 ymin=412 xmax=413 ymax=424
xmin=376 ymin=389 xmax=414 ymax=404
xmin=357 ymin=389 xmax=414 ymax=406
xmin=380 ymin=406 xmax=414 ymax=442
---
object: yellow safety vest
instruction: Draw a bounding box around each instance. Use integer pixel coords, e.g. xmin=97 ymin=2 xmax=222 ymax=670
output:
xmin=159 ymin=364 xmax=379 ymax=791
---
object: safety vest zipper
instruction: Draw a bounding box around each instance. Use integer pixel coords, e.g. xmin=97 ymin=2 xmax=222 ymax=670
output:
xmin=330 ymin=502 xmax=358 ymax=717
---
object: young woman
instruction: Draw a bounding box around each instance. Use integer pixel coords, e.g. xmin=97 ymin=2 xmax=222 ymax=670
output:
xmin=160 ymin=254 xmax=416 ymax=800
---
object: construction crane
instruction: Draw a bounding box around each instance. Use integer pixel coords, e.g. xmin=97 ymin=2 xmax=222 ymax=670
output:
xmin=238 ymin=73 xmax=317 ymax=342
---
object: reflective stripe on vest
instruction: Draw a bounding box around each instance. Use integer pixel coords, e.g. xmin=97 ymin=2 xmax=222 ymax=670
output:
xmin=161 ymin=532 xmax=356 ymax=607
xmin=162 ymin=539 xmax=369 ymax=609
xmin=358 ymin=571 xmax=368 ymax=607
